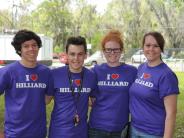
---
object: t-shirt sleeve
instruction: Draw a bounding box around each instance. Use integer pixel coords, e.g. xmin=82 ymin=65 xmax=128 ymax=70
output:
xmin=45 ymin=69 xmax=54 ymax=96
xmin=132 ymin=67 xmax=138 ymax=82
xmin=90 ymin=77 xmax=98 ymax=98
xmin=159 ymin=71 xmax=179 ymax=99
xmin=0 ymin=67 xmax=11 ymax=95
xmin=89 ymin=68 xmax=98 ymax=98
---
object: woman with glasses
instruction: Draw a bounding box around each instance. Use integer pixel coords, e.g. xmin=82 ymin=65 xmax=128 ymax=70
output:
xmin=88 ymin=30 xmax=137 ymax=138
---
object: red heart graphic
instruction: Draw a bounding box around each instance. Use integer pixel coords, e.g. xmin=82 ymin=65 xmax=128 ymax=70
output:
xmin=74 ymin=79 xmax=81 ymax=86
xmin=143 ymin=73 xmax=151 ymax=79
xmin=30 ymin=74 xmax=38 ymax=81
xmin=111 ymin=74 xmax=119 ymax=80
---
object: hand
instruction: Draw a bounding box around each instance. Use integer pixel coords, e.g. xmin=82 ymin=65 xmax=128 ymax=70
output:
xmin=0 ymin=131 xmax=4 ymax=138
xmin=88 ymin=97 xmax=96 ymax=107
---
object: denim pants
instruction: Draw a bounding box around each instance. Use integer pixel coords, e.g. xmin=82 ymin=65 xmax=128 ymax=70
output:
xmin=88 ymin=127 xmax=124 ymax=138
xmin=130 ymin=126 xmax=163 ymax=138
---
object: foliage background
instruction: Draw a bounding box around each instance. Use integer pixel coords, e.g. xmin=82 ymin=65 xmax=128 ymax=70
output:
xmin=0 ymin=0 xmax=184 ymax=55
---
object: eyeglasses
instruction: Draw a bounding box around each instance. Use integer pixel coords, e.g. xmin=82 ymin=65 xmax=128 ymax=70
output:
xmin=103 ymin=48 xmax=122 ymax=53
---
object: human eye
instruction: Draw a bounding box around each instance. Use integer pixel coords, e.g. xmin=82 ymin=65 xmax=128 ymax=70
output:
xmin=104 ymin=48 xmax=111 ymax=53
xmin=69 ymin=52 xmax=75 ymax=57
xmin=32 ymin=44 xmax=38 ymax=49
xmin=153 ymin=44 xmax=159 ymax=48
xmin=114 ymin=48 xmax=121 ymax=53
xmin=145 ymin=44 xmax=151 ymax=47
xmin=22 ymin=44 xmax=29 ymax=49
xmin=79 ymin=52 xmax=84 ymax=56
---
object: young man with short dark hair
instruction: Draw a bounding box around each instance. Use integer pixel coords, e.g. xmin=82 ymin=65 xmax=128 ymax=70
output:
xmin=48 ymin=36 xmax=97 ymax=138
xmin=0 ymin=29 xmax=54 ymax=138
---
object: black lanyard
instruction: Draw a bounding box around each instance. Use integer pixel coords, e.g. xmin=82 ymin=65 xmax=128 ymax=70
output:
xmin=67 ymin=66 xmax=84 ymax=104
xmin=67 ymin=66 xmax=85 ymax=126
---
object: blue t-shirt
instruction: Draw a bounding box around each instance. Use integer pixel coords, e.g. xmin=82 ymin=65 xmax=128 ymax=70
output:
xmin=89 ymin=63 xmax=137 ymax=132
xmin=49 ymin=66 xmax=97 ymax=138
xmin=129 ymin=62 xmax=179 ymax=136
xmin=0 ymin=61 xmax=54 ymax=138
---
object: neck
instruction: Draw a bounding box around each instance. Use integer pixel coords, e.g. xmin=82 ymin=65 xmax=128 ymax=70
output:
xmin=68 ymin=66 xmax=83 ymax=73
xmin=107 ymin=62 xmax=121 ymax=67
xmin=20 ymin=60 xmax=37 ymax=68
xmin=147 ymin=59 xmax=162 ymax=67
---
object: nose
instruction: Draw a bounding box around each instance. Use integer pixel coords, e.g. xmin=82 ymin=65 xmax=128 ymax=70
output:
xmin=110 ymin=50 xmax=115 ymax=54
xmin=29 ymin=46 xmax=34 ymax=50
xmin=29 ymin=45 xmax=37 ymax=50
xmin=73 ymin=54 xmax=79 ymax=60
xmin=148 ymin=45 xmax=155 ymax=51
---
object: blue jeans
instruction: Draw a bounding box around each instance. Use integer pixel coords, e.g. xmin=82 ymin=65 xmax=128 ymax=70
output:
xmin=130 ymin=126 xmax=162 ymax=138
xmin=88 ymin=127 xmax=123 ymax=138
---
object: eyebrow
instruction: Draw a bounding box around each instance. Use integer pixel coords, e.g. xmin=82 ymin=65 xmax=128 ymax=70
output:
xmin=69 ymin=51 xmax=85 ymax=54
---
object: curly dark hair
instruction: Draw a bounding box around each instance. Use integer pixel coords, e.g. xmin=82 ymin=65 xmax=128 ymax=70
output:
xmin=65 ymin=36 xmax=87 ymax=53
xmin=11 ymin=29 xmax=42 ymax=56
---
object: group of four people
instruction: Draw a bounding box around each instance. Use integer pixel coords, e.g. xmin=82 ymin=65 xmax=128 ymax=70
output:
xmin=0 ymin=29 xmax=179 ymax=138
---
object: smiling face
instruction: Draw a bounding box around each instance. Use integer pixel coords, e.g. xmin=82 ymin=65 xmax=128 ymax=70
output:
xmin=67 ymin=44 xmax=87 ymax=73
xmin=103 ymin=41 xmax=122 ymax=67
xmin=20 ymin=39 xmax=39 ymax=67
xmin=143 ymin=35 xmax=162 ymax=65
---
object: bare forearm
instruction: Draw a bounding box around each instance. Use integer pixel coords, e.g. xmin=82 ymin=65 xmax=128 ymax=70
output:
xmin=45 ymin=95 xmax=53 ymax=105
xmin=0 ymin=130 xmax=4 ymax=138
xmin=163 ymin=113 xmax=176 ymax=138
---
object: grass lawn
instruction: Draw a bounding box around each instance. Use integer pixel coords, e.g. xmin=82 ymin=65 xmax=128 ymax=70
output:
xmin=175 ymin=72 xmax=184 ymax=138
xmin=0 ymin=72 xmax=184 ymax=137
xmin=0 ymin=96 xmax=4 ymax=131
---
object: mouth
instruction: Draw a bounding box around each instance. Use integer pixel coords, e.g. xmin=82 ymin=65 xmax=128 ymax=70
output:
xmin=28 ymin=53 xmax=37 ymax=56
xmin=147 ymin=53 xmax=153 ymax=56
xmin=28 ymin=51 xmax=37 ymax=55
xmin=72 ymin=62 xmax=81 ymax=65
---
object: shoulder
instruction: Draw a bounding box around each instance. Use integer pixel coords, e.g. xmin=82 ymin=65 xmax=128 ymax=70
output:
xmin=36 ymin=63 xmax=52 ymax=74
xmin=123 ymin=63 xmax=137 ymax=71
xmin=160 ymin=63 xmax=177 ymax=78
xmin=137 ymin=63 xmax=146 ymax=70
xmin=83 ymin=67 xmax=97 ymax=82
xmin=51 ymin=66 xmax=66 ymax=74
xmin=93 ymin=63 xmax=107 ymax=71
xmin=0 ymin=62 xmax=18 ymax=73
xmin=83 ymin=67 xmax=95 ymax=76
xmin=0 ymin=62 xmax=20 ymax=81
xmin=37 ymin=63 xmax=50 ymax=69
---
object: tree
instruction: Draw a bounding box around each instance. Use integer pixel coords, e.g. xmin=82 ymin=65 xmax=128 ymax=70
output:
xmin=0 ymin=10 xmax=12 ymax=30
xmin=32 ymin=0 xmax=72 ymax=51
xmin=147 ymin=0 xmax=184 ymax=48
xmin=71 ymin=0 xmax=101 ymax=52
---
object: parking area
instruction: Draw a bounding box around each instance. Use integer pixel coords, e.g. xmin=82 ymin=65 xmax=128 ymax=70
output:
xmin=1 ymin=58 xmax=184 ymax=72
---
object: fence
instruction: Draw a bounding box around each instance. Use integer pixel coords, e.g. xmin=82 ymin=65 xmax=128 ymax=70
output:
xmin=124 ymin=48 xmax=184 ymax=72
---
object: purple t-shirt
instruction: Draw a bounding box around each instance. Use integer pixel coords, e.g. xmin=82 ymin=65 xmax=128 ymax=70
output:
xmin=49 ymin=66 xmax=97 ymax=138
xmin=0 ymin=61 xmax=54 ymax=138
xmin=129 ymin=62 xmax=179 ymax=136
xmin=89 ymin=63 xmax=137 ymax=132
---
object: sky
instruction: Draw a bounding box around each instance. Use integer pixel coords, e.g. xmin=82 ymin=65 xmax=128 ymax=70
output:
xmin=87 ymin=0 xmax=112 ymax=13
xmin=0 ymin=0 xmax=112 ymax=13
xmin=0 ymin=0 xmax=41 ymax=10
xmin=0 ymin=0 xmax=10 ymax=9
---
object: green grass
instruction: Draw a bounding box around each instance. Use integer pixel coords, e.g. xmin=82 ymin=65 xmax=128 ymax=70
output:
xmin=46 ymin=100 xmax=54 ymax=127
xmin=0 ymin=96 xmax=4 ymax=131
xmin=175 ymin=72 xmax=184 ymax=138
xmin=0 ymin=72 xmax=184 ymax=137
